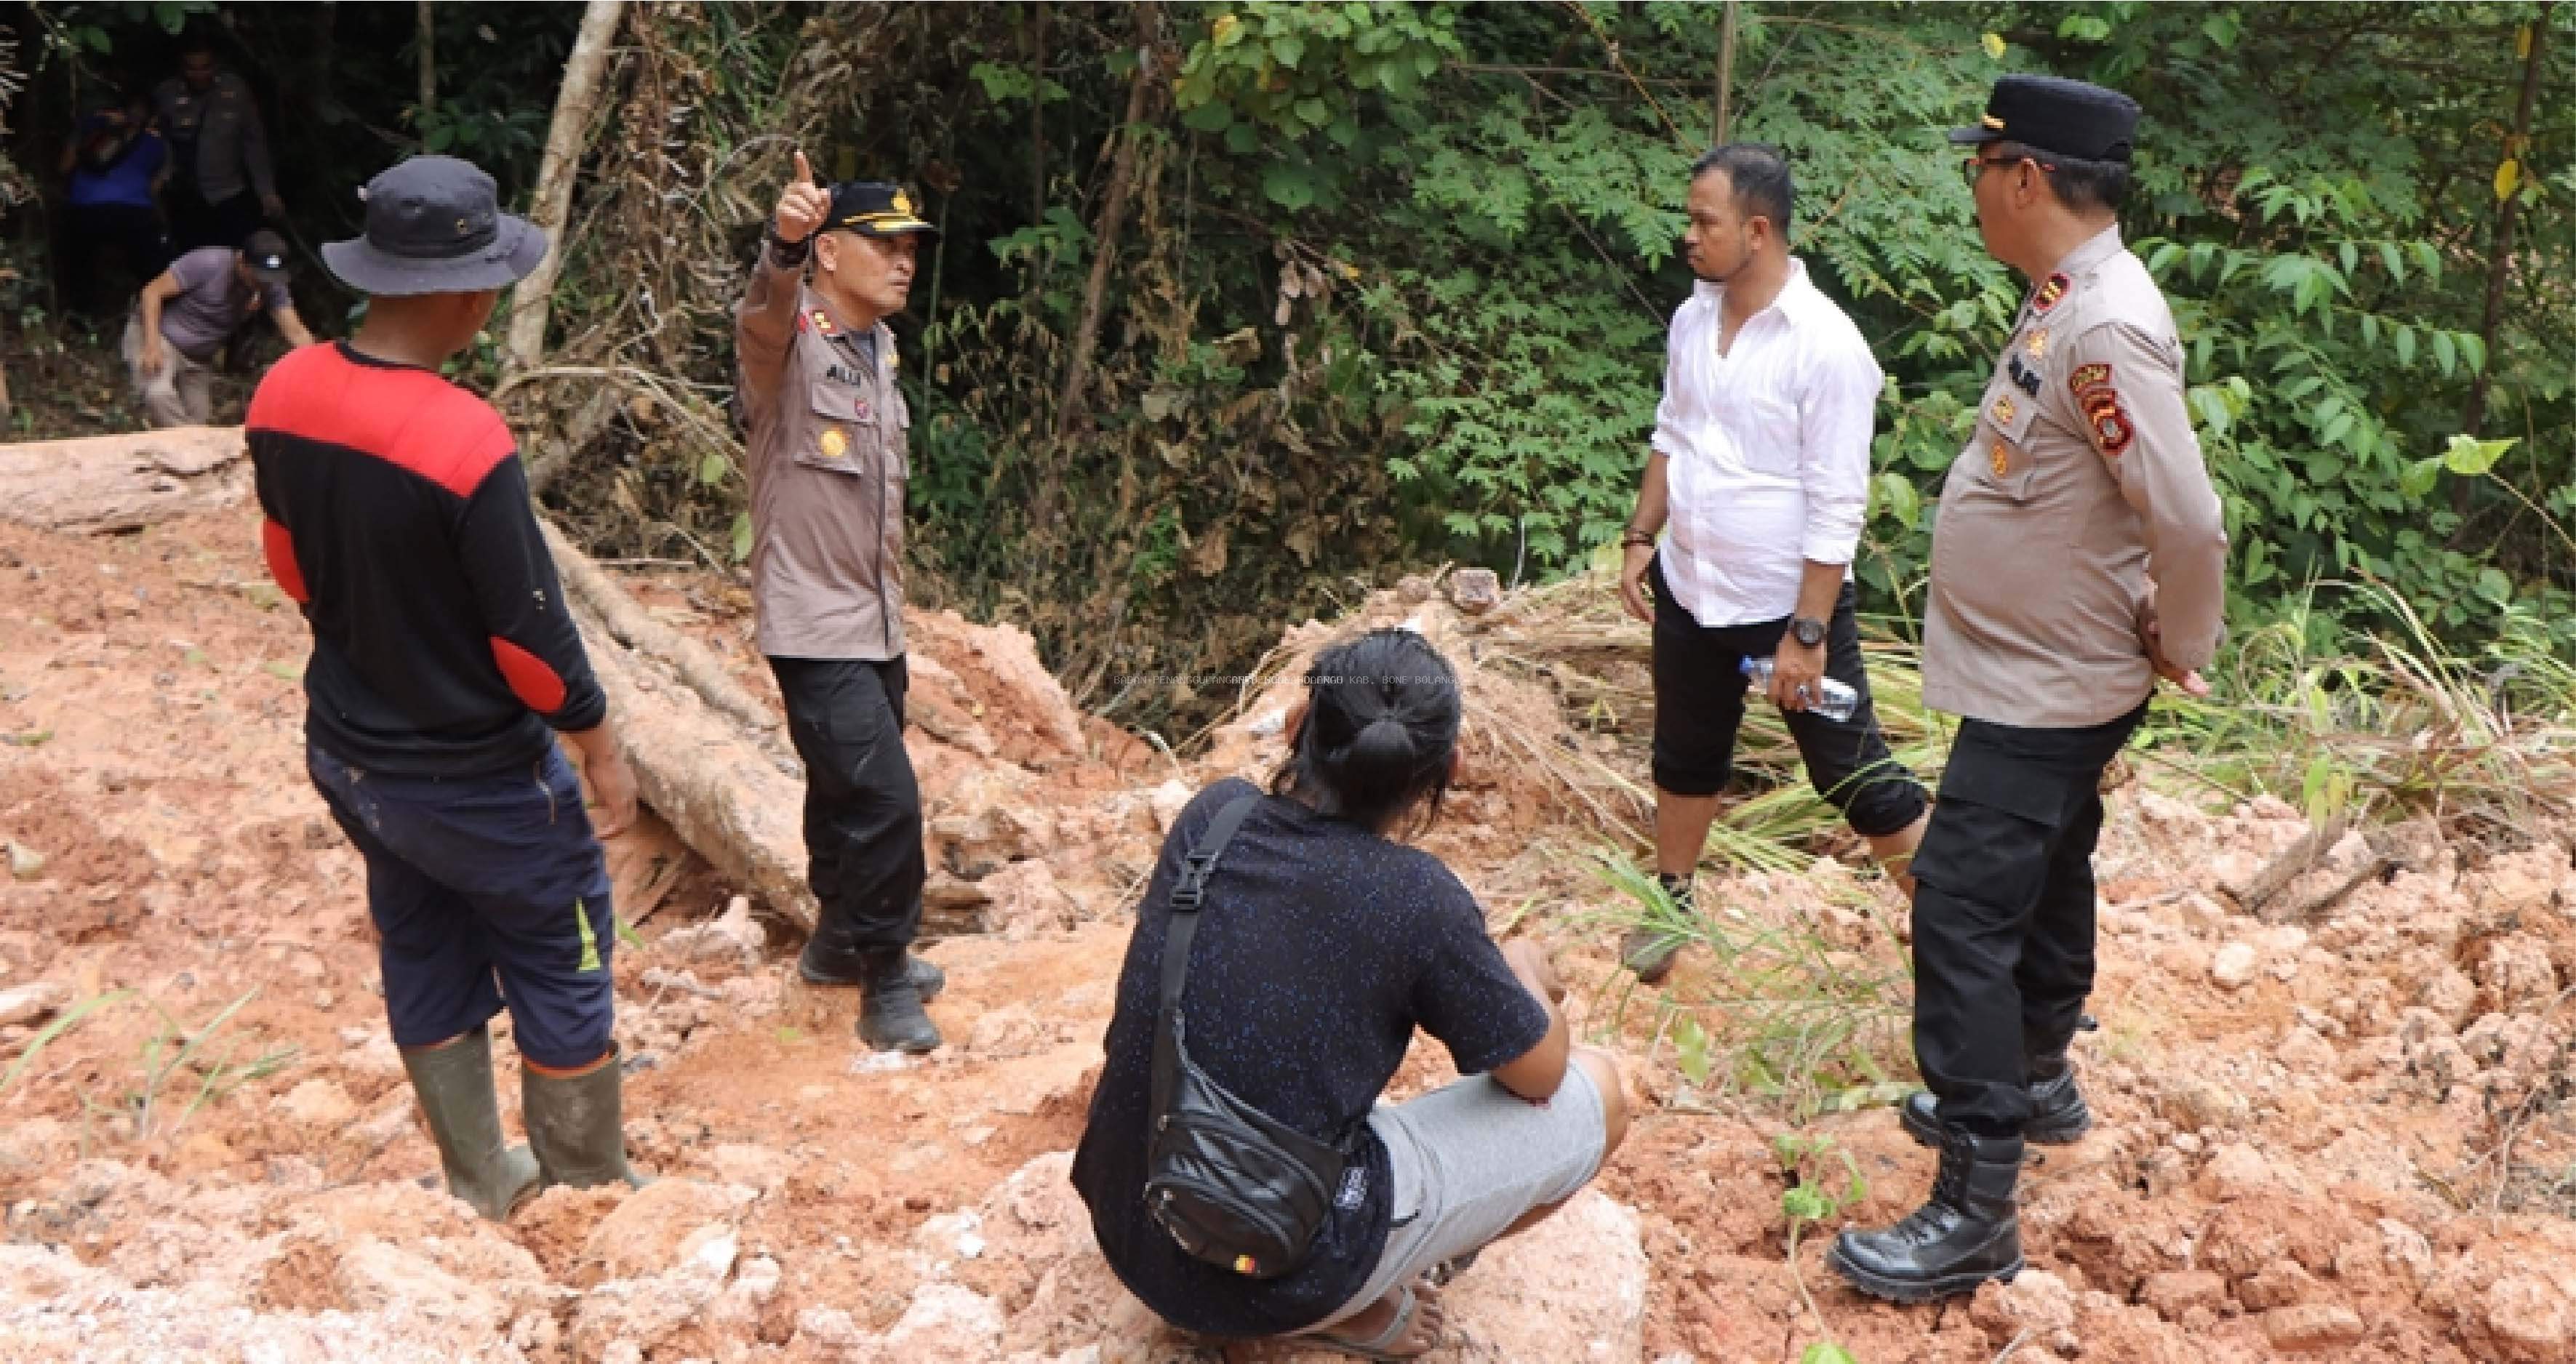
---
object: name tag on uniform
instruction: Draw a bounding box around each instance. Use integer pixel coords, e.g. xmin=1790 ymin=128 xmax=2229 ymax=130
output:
xmin=2006 ymin=353 xmax=2043 ymax=397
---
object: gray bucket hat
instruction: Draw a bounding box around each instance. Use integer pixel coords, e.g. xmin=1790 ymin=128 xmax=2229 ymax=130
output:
xmin=322 ymin=155 xmax=548 ymax=297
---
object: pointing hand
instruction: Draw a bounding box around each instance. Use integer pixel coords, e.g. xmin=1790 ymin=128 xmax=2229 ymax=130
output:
xmin=774 ymin=149 xmax=831 ymax=244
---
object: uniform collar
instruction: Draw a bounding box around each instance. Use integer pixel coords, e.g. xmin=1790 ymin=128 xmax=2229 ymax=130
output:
xmin=1693 ymin=256 xmax=1817 ymax=325
xmin=2047 ymin=223 xmax=2126 ymax=281
xmin=796 ymin=281 xmax=881 ymax=347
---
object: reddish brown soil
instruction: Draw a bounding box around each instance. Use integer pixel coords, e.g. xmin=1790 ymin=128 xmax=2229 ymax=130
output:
xmin=2 ymin=508 xmax=2573 ymax=1363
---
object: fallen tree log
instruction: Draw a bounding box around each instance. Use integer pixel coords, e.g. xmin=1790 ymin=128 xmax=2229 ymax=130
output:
xmin=569 ymin=592 xmax=823 ymax=932
xmin=571 ymin=592 xmax=985 ymax=939
xmin=0 ymin=426 xmax=252 ymax=534
xmin=538 ymin=518 xmax=781 ymax=740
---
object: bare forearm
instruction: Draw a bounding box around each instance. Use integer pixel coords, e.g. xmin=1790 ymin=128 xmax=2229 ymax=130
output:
xmin=1792 ymin=558 xmax=1841 ymax=624
xmin=1629 ymin=452 xmax=1671 ymax=535
xmin=562 ymin=718 xmax=623 ymax=768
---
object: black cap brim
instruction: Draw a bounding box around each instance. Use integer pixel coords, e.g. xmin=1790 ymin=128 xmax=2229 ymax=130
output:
xmin=1948 ymin=124 xmax=2004 ymax=146
xmin=322 ymin=212 xmax=548 ymax=297
xmin=841 ymin=218 xmax=941 ymax=243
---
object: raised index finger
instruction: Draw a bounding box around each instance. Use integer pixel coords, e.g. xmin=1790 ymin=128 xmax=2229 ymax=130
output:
xmin=792 ymin=149 xmax=814 ymax=186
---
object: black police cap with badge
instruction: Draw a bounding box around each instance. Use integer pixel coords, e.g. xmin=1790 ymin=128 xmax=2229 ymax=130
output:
xmin=1950 ymin=73 xmax=2140 ymax=165
xmin=823 ymin=182 xmax=941 ymax=242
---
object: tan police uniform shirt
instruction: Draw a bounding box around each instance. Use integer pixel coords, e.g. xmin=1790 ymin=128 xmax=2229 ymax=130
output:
xmin=1921 ymin=224 xmax=2228 ymax=729
xmin=735 ymin=246 xmax=911 ymax=661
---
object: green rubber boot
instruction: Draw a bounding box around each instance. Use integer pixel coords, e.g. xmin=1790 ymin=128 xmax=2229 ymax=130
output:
xmin=521 ymin=1047 xmax=648 ymax=1190
xmin=399 ymin=1027 xmax=542 ymax=1221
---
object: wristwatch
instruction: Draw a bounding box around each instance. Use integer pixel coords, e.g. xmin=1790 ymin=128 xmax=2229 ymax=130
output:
xmin=1789 ymin=616 xmax=1827 ymax=648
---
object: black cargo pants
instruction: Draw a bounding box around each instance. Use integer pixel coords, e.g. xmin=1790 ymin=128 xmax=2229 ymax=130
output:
xmin=769 ymin=655 xmax=926 ymax=952
xmin=1910 ymin=701 xmax=2145 ymax=1136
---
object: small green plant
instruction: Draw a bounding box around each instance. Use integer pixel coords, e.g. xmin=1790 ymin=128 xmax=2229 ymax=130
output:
xmin=1592 ymin=856 xmax=1913 ymax=1120
xmin=1775 ymin=1131 xmax=1869 ymax=1364
xmin=127 ymin=988 xmax=298 ymax=1142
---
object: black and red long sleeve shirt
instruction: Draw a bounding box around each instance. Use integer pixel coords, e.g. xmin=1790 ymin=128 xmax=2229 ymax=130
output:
xmin=247 ymin=342 xmax=605 ymax=777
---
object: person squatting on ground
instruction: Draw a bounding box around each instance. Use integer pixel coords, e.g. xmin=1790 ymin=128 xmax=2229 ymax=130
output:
xmin=1617 ymin=143 xmax=1930 ymax=983
xmin=124 ymin=230 xmax=315 ymax=429
xmin=1827 ymin=75 xmax=2228 ymax=1303
xmin=153 ymin=33 xmax=283 ymax=253
xmin=737 ymin=152 xmax=947 ymax=1053
xmin=1073 ymin=629 xmax=1631 ymax=1360
xmin=57 ymin=88 xmax=172 ymax=318
xmin=246 ymin=155 xmax=647 ymax=1221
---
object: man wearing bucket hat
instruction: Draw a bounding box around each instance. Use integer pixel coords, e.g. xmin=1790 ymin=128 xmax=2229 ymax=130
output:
xmin=1825 ymin=76 xmax=2227 ymax=1302
xmin=735 ymin=153 xmax=947 ymax=1054
xmin=246 ymin=156 xmax=647 ymax=1220
xmin=124 ymin=228 xmax=316 ymax=428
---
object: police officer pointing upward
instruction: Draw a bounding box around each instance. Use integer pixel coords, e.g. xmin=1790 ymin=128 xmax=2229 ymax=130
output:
xmin=1828 ymin=76 xmax=2228 ymax=1302
xmin=737 ymin=153 xmax=948 ymax=1053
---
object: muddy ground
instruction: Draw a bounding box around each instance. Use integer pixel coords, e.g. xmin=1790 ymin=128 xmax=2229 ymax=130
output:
xmin=1 ymin=505 xmax=2573 ymax=1363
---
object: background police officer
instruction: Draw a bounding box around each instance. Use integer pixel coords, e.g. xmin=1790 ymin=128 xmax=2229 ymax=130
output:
xmin=737 ymin=153 xmax=948 ymax=1053
xmin=1829 ymin=76 xmax=2228 ymax=1301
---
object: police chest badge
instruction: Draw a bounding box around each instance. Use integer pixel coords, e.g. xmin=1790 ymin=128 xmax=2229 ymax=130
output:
xmin=819 ymin=428 xmax=849 ymax=459
xmin=2069 ymin=364 xmax=2134 ymax=457
xmin=1989 ymin=441 xmax=2011 ymax=477
xmin=2024 ymin=328 xmax=2049 ymax=359
xmin=1989 ymin=393 xmax=2017 ymax=427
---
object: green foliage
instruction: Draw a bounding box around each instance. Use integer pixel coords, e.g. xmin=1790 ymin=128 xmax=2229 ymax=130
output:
xmin=1774 ymin=1131 xmax=1869 ymax=1363
xmin=1591 ymin=854 xmax=1913 ymax=1122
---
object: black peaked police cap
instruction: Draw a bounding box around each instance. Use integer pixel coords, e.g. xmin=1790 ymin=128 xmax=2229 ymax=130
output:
xmin=1950 ymin=74 xmax=2140 ymax=164
xmin=825 ymin=181 xmax=940 ymax=241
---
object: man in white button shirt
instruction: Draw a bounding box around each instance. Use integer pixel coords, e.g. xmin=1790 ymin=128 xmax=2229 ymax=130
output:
xmin=1616 ymin=145 xmax=1930 ymax=982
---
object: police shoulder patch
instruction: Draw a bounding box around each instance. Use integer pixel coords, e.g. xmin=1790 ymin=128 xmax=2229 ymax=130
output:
xmin=2069 ymin=362 xmax=2112 ymax=393
xmin=2032 ymin=272 xmax=2071 ymax=313
xmin=2078 ymin=384 xmax=2134 ymax=457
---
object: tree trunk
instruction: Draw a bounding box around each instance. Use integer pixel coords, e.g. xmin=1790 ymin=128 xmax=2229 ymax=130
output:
xmin=1711 ymin=0 xmax=1737 ymax=146
xmin=0 ymin=428 xmax=252 ymax=534
xmin=538 ymin=518 xmax=781 ymax=739
xmin=503 ymin=0 xmax=628 ymax=375
xmin=416 ymin=0 xmax=436 ymax=116
xmin=1028 ymin=1 xmax=1048 ymax=225
xmin=2456 ymin=7 xmax=2548 ymax=514
xmin=1050 ymin=0 xmax=1159 ymax=439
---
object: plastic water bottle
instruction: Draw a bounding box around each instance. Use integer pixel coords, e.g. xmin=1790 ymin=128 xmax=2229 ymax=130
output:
xmin=1738 ymin=657 xmax=1860 ymax=723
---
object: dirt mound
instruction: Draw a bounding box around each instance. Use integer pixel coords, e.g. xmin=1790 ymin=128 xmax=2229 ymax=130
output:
xmin=1199 ymin=577 xmax=1636 ymax=873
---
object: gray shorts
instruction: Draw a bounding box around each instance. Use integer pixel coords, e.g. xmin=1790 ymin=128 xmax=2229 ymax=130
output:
xmin=1305 ymin=1062 xmax=1609 ymax=1333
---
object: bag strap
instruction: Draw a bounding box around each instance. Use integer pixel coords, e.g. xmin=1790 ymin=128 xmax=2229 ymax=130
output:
xmin=1157 ymin=794 xmax=1263 ymax=1018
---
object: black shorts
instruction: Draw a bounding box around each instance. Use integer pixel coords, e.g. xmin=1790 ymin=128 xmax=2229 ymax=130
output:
xmin=1647 ymin=555 xmax=1928 ymax=838
xmin=307 ymin=743 xmax=617 ymax=1069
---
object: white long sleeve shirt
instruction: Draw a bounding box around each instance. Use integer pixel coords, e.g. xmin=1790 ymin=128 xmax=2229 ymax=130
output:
xmin=1649 ymin=258 xmax=1884 ymax=628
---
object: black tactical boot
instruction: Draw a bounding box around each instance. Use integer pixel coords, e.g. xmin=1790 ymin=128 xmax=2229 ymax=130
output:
xmin=521 ymin=1048 xmax=647 ymax=1190
xmin=399 ymin=1027 xmax=541 ymax=1221
xmin=1621 ymin=872 xmax=1697 ymax=984
xmin=1828 ymin=1127 xmax=2024 ymax=1302
xmin=799 ymin=938 xmax=947 ymax=1001
xmin=1898 ymin=1054 xmax=2091 ymax=1147
xmin=796 ymin=902 xmax=946 ymax=1000
xmin=857 ymin=947 xmax=942 ymax=1054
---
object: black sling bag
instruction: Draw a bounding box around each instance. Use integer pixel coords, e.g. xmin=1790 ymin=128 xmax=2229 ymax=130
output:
xmin=1143 ymin=794 xmax=1353 ymax=1280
